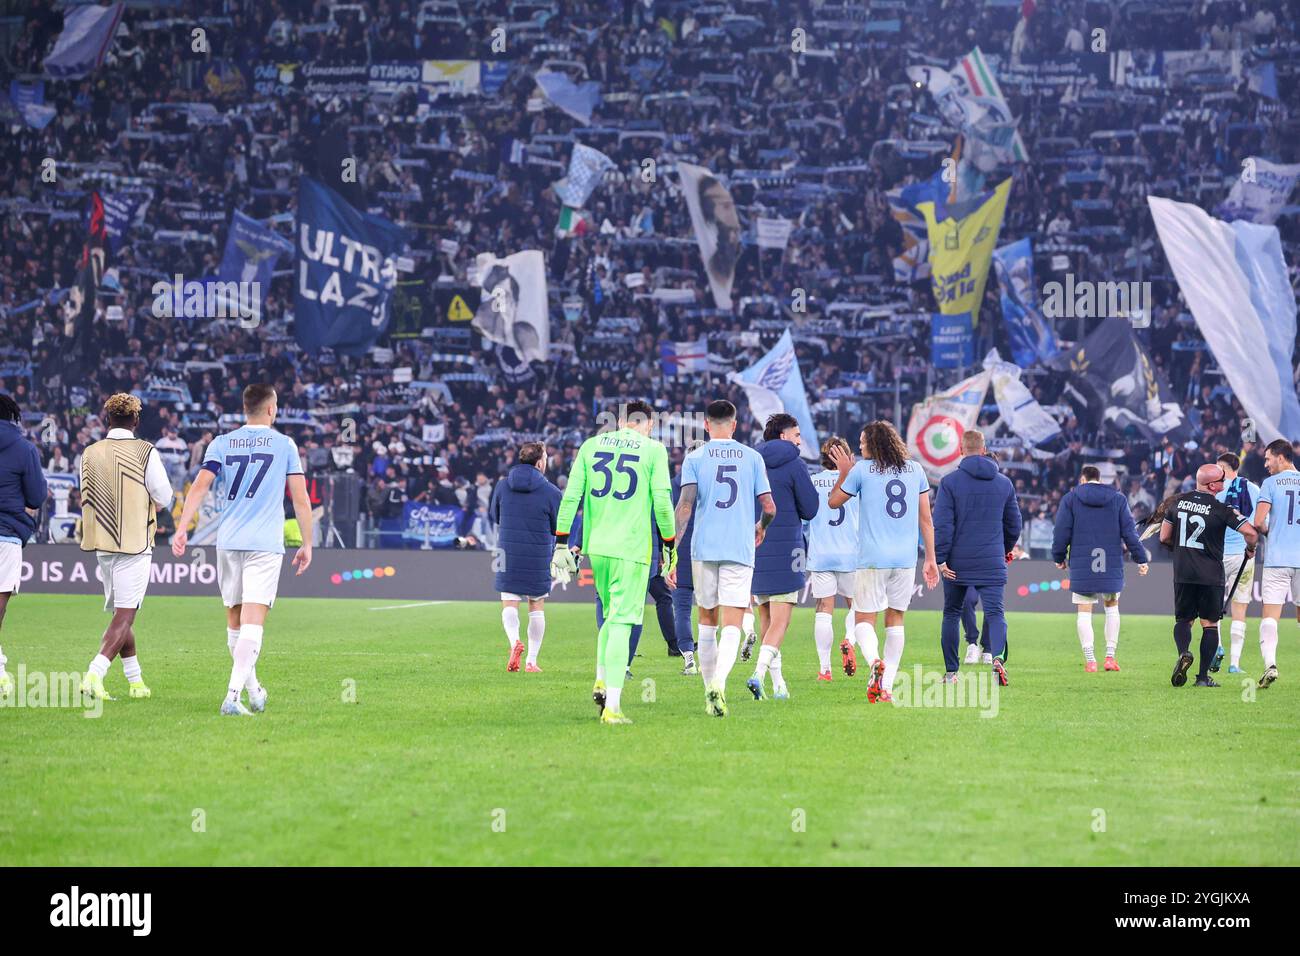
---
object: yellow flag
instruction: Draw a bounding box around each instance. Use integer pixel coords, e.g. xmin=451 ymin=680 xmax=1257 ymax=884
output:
xmin=917 ymin=177 xmax=1011 ymax=326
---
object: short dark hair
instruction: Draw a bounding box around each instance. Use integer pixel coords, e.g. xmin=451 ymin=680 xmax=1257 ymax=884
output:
xmin=763 ymin=412 xmax=799 ymax=442
xmin=1217 ymin=452 xmax=1240 ymax=472
xmin=0 ymin=393 xmax=19 ymax=423
xmin=820 ymin=436 xmax=850 ymax=471
xmin=1265 ymin=439 xmax=1293 ymax=462
xmin=620 ymin=399 xmax=654 ymax=427
xmin=706 ymin=399 xmax=736 ymax=424
xmin=1080 ymin=464 xmax=1101 ymax=482
xmin=243 ymin=383 xmax=276 ymax=415
xmin=517 ymin=441 xmax=545 ymax=466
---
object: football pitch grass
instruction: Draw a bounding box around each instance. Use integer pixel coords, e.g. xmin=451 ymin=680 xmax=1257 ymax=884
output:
xmin=2 ymin=594 xmax=1296 ymax=867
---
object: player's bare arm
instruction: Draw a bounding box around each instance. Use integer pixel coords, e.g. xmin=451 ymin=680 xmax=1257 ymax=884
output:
xmin=754 ymin=491 xmax=775 ymax=547
xmin=673 ymin=482 xmax=696 ymax=542
xmin=918 ymin=489 xmax=939 ymax=589
xmin=287 ymin=473 xmax=313 ymax=574
xmin=171 ymin=467 xmax=215 ymax=556
xmin=1252 ymin=500 xmax=1270 ymax=538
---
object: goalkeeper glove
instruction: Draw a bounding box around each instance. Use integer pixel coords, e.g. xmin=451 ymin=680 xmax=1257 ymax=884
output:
xmin=659 ymin=538 xmax=677 ymax=577
xmin=551 ymin=539 xmax=578 ymax=583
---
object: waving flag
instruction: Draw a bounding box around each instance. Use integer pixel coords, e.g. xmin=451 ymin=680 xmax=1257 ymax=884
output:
xmin=679 ymin=163 xmax=741 ymax=310
xmin=660 ymin=339 xmax=711 ymax=376
xmin=729 ymin=330 xmax=818 ymax=460
xmin=918 ymin=177 xmax=1012 ymax=326
xmin=1216 ymin=158 xmax=1300 ymax=225
xmin=1148 ymin=196 xmax=1300 ymax=444
xmin=906 ymin=370 xmax=991 ymax=484
xmin=951 ymin=48 xmax=1028 ymax=162
xmin=887 ymin=167 xmax=951 ymax=282
xmin=43 ymin=2 xmax=124 ymax=80
xmin=554 ymin=143 xmax=615 ymax=208
xmin=993 ymin=237 xmax=1058 ymax=367
xmin=535 ymin=72 xmax=602 ymax=124
xmin=472 ymin=250 xmax=550 ymax=365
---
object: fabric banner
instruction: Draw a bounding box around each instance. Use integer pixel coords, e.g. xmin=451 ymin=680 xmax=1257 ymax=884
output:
xmin=401 ymin=503 xmax=463 ymax=548
xmin=219 ymin=210 xmax=292 ymax=294
xmin=992 ymin=236 xmax=1058 ymax=367
xmin=660 ymin=339 xmax=711 ymax=376
xmin=984 ymin=351 xmax=1061 ymax=447
xmin=930 ymin=312 xmax=974 ymax=368
xmin=951 ymin=48 xmax=1029 ymax=162
xmin=729 ymin=329 xmax=818 ymax=461
xmin=886 ymin=167 xmax=949 ymax=282
xmin=554 ymin=143 xmax=615 ymax=208
xmin=755 ymin=217 xmax=793 ymax=250
xmin=1050 ymin=316 xmax=1189 ymax=442
xmin=294 ymin=176 xmax=407 ymax=356
xmin=678 ymin=162 xmax=740 ymax=310
xmin=1216 ymin=158 xmax=1300 ymax=225
xmin=918 ymin=176 xmax=1011 ymax=326
xmin=471 ymin=250 xmax=550 ymax=365
xmin=905 ymin=369 xmax=992 ymax=484
xmin=1148 ymin=196 xmax=1300 ymax=445
xmin=534 ymin=71 xmax=601 ymax=123
xmin=100 ymin=191 xmax=149 ymax=254
xmin=43 ymin=2 xmax=124 ymax=80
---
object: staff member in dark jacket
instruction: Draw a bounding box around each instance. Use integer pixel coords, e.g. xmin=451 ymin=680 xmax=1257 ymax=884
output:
xmin=747 ymin=414 xmax=819 ymax=699
xmin=1052 ymin=464 xmax=1150 ymax=672
xmin=933 ymin=430 xmax=1022 ymax=684
xmin=489 ymin=441 xmax=562 ymax=673
xmin=0 ymin=394 xmax=47 ymax=699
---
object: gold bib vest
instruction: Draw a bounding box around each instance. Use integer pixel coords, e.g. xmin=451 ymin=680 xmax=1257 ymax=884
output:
xmin=80 ymin=438 xmax=157 ymax=554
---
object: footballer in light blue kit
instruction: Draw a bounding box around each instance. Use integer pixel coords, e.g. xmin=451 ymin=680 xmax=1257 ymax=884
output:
xmin=1214 ymin=453 xmax=1261 ymax=674
xmin=670 ymin=400 xmax=775 ymax=718
xmin=828 ymin=421 xmax=939 ymax=705
xmin=172 ymin=384 xmax=315 ymax=717
xmin=1250 ymin=439 xmax=1300 ymax=688
xmin=807 ymin=436 xmax=862 ymax=677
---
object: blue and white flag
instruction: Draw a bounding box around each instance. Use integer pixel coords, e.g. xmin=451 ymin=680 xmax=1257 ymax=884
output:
xmin=7 ymin=79 xmax=55 ymax=129
xmin=220 ymin=210 xmax=292 ymax=286
xmin=886 ymin=167 xmax=949 ymax=282
xmin=554 ymin=143 xmax=615 ymax=208
xmin=100 ymin=191 xmax=149 ymax=254
xmin=295 ymin=176 xmax=407 ymax=356
xmin=931 ymin=312 xmax=974 ymax=368
xmin=729 ymin=330 xmax=818 ymax=460
xmin=43 ymin=2 xmax=125 ymax=80
xmin=659 ymin=339 xmax=711 ymax=376
xmin=1217 ymin=157 xmax=1300 ymax=225
xmin=535 ymin=71 xmax=602 ymax=124
xmin=992 ymin=237 xmax=1058 ymax=367
xmin=1149 ymin=196 xmax=1300 ymax=445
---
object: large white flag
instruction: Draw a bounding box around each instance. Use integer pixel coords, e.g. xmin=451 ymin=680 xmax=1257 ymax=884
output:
xmin=983 ymin=350 xmax=1060 ymax=447
xmin=1148 ymin=196 xmax=1300 ymax=445
xmin=678 ymin=163 xmax=740 ymax=310
xmin=1218 ymin=158 xmax=1300 ymax=225
xmin=471 ymin=250 xmax=550 ymax=365
xmin=906 ymin=369 xmax=992 ymax=484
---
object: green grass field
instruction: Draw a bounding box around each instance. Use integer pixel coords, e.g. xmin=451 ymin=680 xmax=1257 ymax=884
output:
xmin=1 ymin=594 xmax=1296 ymax=866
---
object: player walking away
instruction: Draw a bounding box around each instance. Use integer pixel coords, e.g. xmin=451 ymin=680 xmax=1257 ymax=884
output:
xmin=77 ymin=394 xmax=174 ymax=701
xmin=172 ymin=384 xmax=314 ymax=716
xmin=747 ymin=414 xmax=818 ymax=700
xmin=1215 ymin=453 xmax=1261 ymax=674
xmin=828 ymin=421 xmax=939 ymax=703
xmin=807 ymin=437 xmax=861 ymax=679
xmin=668 ymin=400 xmax=775 ymax=717
xmin=1250 ymin=439 xmax=1300 ymax=688
xmin=0 ymin=394 xmax=48 ymax=701
xmin=1052 ymin=465 xmax=1149 ymax=672
xmin=1159 ymin=463 xmax=1257 ymax=688
xmin=933 ymin=430 xmax=1021 ymax=686
xmin=489 ymin=441 xmax=561 ymax=673
xmin=551 ymin=400 xmax=676 ymax=726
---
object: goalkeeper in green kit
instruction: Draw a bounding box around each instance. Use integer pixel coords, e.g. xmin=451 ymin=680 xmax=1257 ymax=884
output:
xmin=552 ymin=400 xmax=677 ymax=725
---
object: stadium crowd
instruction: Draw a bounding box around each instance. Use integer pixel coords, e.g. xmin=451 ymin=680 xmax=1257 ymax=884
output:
xmin=0 ymin=0 xmax=1296 ymax=548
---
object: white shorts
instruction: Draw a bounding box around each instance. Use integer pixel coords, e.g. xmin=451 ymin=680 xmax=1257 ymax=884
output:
xmin=1260 ymin=566 xmax=1300 ymax=606
xmin=98 ymin=551 xmax=151 ymax=610
xmin=218 ymin=550 xmax=283 ymax=608
xmin=0 ymin=541 xmax=22 ymax=594
xmin=852 ymin=566 xmax=916 ymax=614
xmin=810 ymin=570 xmax=855 ymax=600
xmin=500 ymin=592 xmax=547 ymax=602
xmin=1072 ymin=591 xmax=1119 ymax=605
xmin=1222 ymin=553 xmax=1255 ymax=605
xmin=693 ymin=560 xmax=753 ymax=610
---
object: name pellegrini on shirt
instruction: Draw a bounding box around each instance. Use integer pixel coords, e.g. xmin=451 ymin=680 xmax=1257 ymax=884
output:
xmin=49 ymin=886 xmax=151 ymax=937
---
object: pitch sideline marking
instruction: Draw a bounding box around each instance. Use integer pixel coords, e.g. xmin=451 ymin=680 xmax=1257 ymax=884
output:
xmin=367 ymin=601 xmax=450 ymax=611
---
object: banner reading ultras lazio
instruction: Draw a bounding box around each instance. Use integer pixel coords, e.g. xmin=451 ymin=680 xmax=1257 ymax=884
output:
xmin=917 ymin=177 xmax=1011 ymax=326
